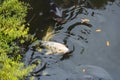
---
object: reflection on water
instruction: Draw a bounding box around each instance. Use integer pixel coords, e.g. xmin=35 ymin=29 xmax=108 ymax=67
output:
xmin=87 ymin=0 xmax=115 ymax=9
xmin=24 ymin=0 xmax=120 ymax=80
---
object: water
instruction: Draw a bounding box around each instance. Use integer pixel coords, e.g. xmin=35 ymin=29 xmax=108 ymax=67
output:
xmin=24 ymin=0 xmax=120 ymax=80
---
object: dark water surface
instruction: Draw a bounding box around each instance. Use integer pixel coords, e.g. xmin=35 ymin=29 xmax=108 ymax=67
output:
xmin=24 ymin=0 xmax=120 ymax=80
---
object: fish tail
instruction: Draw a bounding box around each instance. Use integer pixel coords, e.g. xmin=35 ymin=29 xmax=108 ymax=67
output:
xmin=42 ymin=26 xmax=55 ymax=41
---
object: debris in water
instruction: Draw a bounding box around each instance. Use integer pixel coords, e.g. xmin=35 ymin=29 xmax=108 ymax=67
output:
xmin=96 ymin=29 xmax=102 ymax=32
xmin=79 ymin=65 xmax=113 ymax=80
xmin=81 ymin=18 xmax=90 ymax=23
xmin=106 ymin=41 xmax=110 ymax=46
xmin=82 ymin=69 xmax=86 ymax=73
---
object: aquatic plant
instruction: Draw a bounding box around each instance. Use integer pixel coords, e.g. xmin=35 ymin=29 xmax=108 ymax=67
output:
xmin=0 ymin=0 xmax=29 ymax=53
xmin=0 ymin=54 xmax=35 ymax=80
xmin=0 ymin=0 xmax=35 ymax=79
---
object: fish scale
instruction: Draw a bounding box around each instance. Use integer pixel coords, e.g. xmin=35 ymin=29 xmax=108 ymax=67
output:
xmin=40 ymin=41 xmax=69 ymax=55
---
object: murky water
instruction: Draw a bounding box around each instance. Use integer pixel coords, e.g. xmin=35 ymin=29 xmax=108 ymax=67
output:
xmin=24 ymin=0 xmax=120 ymax=80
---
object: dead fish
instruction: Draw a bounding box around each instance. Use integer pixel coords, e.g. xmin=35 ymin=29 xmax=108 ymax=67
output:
xmin=40 ymin=41 xmax=69 ymax=55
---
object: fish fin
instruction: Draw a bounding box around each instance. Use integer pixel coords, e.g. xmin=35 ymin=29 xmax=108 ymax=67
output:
xmin=45 ymin=51 xmax=53 ymax=55
xmin=36 ymin=47 xmax=42 ymax=52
